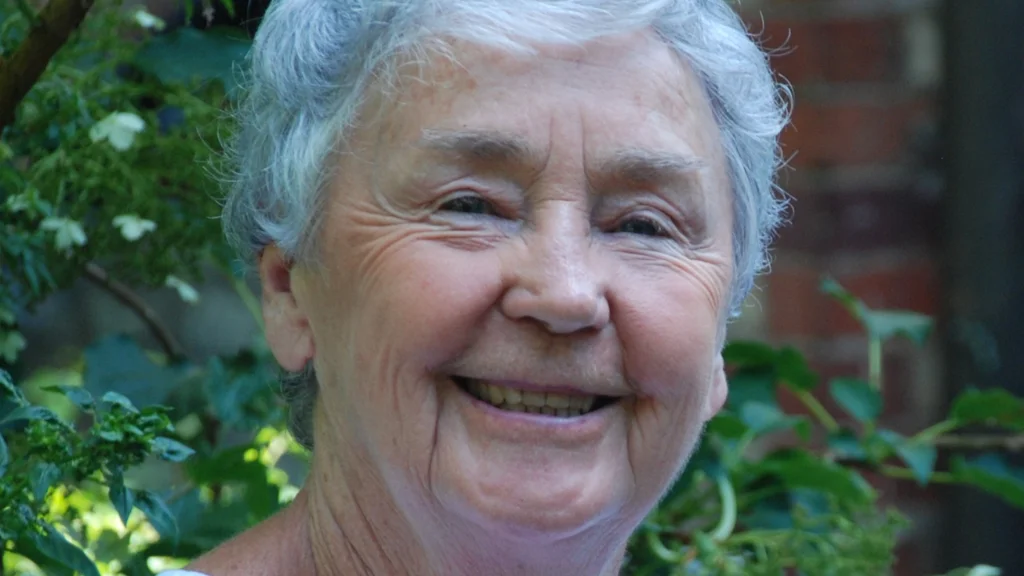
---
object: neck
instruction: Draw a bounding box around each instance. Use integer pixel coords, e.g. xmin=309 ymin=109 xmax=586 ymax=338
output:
xmin=301 ymin=452 xmax=633 ymax=576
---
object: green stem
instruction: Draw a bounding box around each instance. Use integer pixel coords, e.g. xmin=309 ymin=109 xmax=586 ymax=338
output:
xmin=646 ymin=530 xmax=684 ymax=564
xmin=709 ymin=474 xmax=737 ymax=542
xmin=223 ymin=267 xmax=264 ymax=331
xmin=868 ymin=337 xmax=883 ymax=391
xmin=794 ymin=390 xmax=839 ymax=433
xmin=912 ymin=419 xmax=961 ymax=444
xmin=880 ymin=465 xmax=956 ymax=483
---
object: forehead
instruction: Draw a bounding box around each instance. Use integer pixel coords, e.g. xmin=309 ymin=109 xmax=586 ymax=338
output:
xmin=354 ymin=30 xmax=724 ymax=176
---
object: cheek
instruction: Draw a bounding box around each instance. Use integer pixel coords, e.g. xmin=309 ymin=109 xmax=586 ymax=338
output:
xmin=611 ymin=268 xmax=725 ymax=494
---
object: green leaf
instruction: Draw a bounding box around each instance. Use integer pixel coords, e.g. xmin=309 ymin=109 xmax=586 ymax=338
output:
xmin=740 ymin=401 xmax=810 ymax=439
xmin=828 ymin=429 xmax=868 ymax=461
xmin=0 ymin=405 xmax=60 ymax=428
xmin=829 ymin=378 xmax=882 ymax=423
xmin=821 ymin=277 xmax=933 ymax=344
xmin=108 ymin=472 xmax=135 ymax=527
xmin=0 ymin=434 xmax=7 ymax=477
xmin=84 ymin=336 xmax=182 ymax=410
xmin=862 ymin=310 xmax=933 ymax=345
xmin=152 ymin=436 xmax=195 ymax=463
xmin=101 ymin=391 xmax=139 ymax=413
xmin=876 ymin=430 xmax=937 ymax=485
xmin=42 ymin=384 xmax=94 ymax=409
xmin=30 ymin=463 xmax=61 ymax=500
xmin=726 ymin=370 xmax=778 ymax=411
xmin=723 ymin=341 xmax=777 ymax=368
xmin=28 ymin=523 xmax=101 ymax=576
xmin=136 ymin=490 xmax=179 ymax=541
xmin=760 ymin=450 xmax=875 ymax=504
xmin=707 ymin=411 xmax=749 ymax=439
xmin=951 ymin=454 xmax=1024 ymax=510
xmin=951 ymin=388 xmax=1024 ymax=431
xmin=775 ymin=347 xmax=817 ymax=391
xmin=937 ymin=566 xmax=1002 ymax=576
xmin=0 ymin=368 xmax=26 ymax=404
xmin=134 ymin=27 xmax=251 ymax=93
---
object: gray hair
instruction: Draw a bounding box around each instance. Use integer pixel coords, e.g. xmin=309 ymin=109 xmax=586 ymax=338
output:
xmin=223 ymin=0 xmax=791 ymax=449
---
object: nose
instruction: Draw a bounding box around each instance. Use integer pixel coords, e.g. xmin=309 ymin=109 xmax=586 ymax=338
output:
xmin=500 ymin=206 xmax=610 ymax=334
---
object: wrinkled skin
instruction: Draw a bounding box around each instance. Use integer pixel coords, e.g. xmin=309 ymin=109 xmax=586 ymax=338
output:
xmin=193 ymin=30 xmax=733 ymax=576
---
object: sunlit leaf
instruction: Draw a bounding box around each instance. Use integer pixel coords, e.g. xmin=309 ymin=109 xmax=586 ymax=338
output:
xmin=829 ymin=378 xmax=882 ymax=423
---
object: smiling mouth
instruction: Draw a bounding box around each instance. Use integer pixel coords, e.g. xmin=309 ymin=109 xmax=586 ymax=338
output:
xmin=452 ymin=376 xmax=618 ymax=417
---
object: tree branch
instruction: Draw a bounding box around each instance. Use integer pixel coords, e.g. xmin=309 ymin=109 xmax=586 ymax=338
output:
xmin=934 ymin=433 xmax=1024 ymax=452
xmin=0 ymin=0 xmax=97 ymax=132
xmin=83 ymin=262 xmax=186 ymax=360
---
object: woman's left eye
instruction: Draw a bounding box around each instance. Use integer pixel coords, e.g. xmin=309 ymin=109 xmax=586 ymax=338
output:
xmin=614 ymin=216 xmax=671 ymax=238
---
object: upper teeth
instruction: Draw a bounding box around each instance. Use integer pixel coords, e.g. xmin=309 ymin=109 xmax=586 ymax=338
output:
xmin=464 ymin=379 xmax=596 ymax=417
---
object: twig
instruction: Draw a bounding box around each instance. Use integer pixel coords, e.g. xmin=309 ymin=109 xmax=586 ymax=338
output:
xmin=0 ymin=0 xmax=97 ymax=131
xmin=83 ymin=262 xmax=185 ymax=360
xmin=933 ymin=433 xmax=1024 ymax=452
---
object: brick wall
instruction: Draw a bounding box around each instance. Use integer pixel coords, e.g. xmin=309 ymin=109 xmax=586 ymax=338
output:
xmin=730 ymin=1 xmax=945 ymax=575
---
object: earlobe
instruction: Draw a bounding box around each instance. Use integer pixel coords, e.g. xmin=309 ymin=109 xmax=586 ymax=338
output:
xmin=259 ymin=245 xmax=315 ymax=372
xmin=703 ymin=354 xmax=728 ymax=421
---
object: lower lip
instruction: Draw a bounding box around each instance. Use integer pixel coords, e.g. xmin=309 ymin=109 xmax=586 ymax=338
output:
xmin=449 ymin=379 xmax=618 ymax=443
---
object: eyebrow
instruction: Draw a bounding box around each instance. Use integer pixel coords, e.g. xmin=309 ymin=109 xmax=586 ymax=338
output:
xmin=415 ymin=129 xmax=707 ymax=188
xmin=596 ymin=148 xmax=708 ymax=188
xmin=416 ymin=129 xmax=543 ymax=167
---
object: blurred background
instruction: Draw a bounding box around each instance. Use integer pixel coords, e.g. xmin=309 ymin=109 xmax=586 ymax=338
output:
xmin=11 ymin=0 xmax=1024 ymax=574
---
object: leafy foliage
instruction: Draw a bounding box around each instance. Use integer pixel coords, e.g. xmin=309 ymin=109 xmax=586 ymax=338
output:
xmin=2 ymin=2 xmax=1023 ymax=575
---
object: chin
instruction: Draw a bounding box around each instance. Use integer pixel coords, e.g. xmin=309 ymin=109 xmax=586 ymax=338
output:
xmin=449 ymin=471 xmax=631 ymax=539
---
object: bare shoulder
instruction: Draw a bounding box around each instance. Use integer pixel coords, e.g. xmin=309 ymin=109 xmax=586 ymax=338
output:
xmin=185 ymin=495 xmax=312 ymax=576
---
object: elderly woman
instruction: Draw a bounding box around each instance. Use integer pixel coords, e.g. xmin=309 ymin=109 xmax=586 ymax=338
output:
xmin=163 ymin=0 xmax=788 ymax=574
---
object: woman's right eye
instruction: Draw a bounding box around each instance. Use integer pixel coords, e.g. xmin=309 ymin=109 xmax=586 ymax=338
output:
xmin=438 ymin=195 xmax=499 ymax=217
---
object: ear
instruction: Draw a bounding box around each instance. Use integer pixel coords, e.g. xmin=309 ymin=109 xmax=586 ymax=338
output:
xmin=702 ymin=353 xmax=728 ymax=421
xmin=259 ymin=244 xmax=315 ymax=372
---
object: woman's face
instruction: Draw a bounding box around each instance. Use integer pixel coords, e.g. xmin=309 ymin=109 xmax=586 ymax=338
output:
xmin=264 ymin=31 xmax=732 ymax=544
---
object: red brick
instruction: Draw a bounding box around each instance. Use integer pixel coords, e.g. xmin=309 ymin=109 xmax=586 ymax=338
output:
xmin=784 ymin=99 xmax=932 ymax=167
xmin=776 ymin=189 xmax=940 ymax=253
xmin=766 ymin=258 xmax=939 ymax=338
xmin=754 ymin=18 xmax=903 ymax=84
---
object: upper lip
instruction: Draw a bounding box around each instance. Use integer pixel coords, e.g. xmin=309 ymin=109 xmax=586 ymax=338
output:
xmin=453 ymin=375 xmax=628 ymax=398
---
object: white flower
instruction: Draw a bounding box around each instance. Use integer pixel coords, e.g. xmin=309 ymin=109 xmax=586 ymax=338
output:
xmin=0 ymin=330 xmax=26 ymax=363
xmin=112 ymin=214 xmax=157 ymax=241
xmin=89 ymin=112 xmax=146 ymax=151
xmin=39 ymin=217 xmax=87 ymax=252
xmin=5 ymin=193 xmax=30 ymax=213
xmin=133 ymin=9 xmax=166 ymax=31
xmin=165 ymin=275 xmax=200 ymax=305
